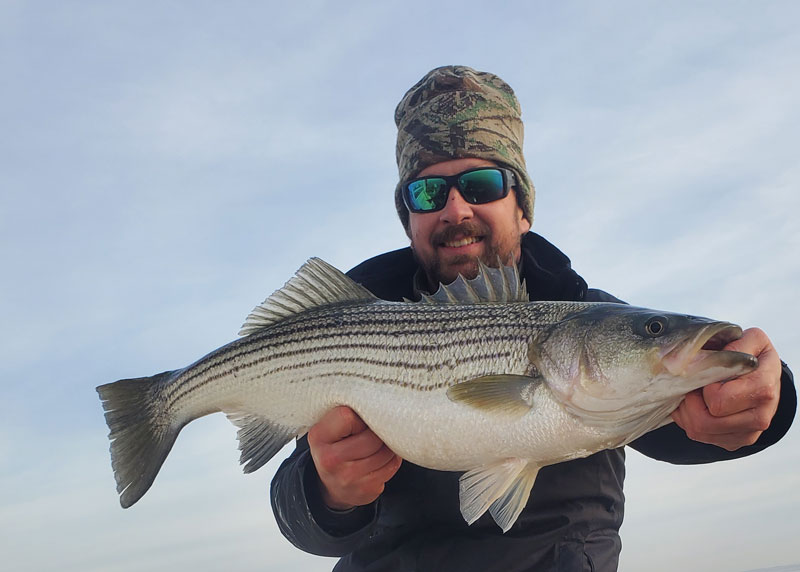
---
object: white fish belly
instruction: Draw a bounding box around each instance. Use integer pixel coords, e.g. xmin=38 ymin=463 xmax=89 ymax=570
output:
xmin=336 ymin=382 xmax=607 ymax=471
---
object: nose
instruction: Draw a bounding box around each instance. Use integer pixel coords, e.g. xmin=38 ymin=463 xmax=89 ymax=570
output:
xmin=439 ymin=186 xmax=474 ymax=224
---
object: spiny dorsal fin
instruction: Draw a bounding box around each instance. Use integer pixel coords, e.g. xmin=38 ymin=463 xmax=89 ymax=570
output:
xmin=420 ymin=259 xmax=529 ymax=305
xmin=239 ymin=258 xmax=377 ymax=336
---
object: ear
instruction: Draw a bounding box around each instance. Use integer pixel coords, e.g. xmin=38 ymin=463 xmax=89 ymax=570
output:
xmin=511 ymin=188 xmax=531 ymax=234
xmin=405 ymin=213 xmax=416 ymax=240
xmin=516 ymin=200 xmax=531 ymax=234
xmin=518 ymin=214 xmax=531 ymax=235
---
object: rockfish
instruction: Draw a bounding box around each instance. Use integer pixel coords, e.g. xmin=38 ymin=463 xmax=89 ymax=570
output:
xmin=97 ymin=258 xmax=757 ymax=532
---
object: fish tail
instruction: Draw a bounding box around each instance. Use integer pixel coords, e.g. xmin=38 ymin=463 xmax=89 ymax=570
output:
xmin=97 ymin=370 xmax=181 ymax=508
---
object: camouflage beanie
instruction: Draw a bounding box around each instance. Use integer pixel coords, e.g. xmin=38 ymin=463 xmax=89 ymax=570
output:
xmin=394 ymin=65 xmax=534 ymax=231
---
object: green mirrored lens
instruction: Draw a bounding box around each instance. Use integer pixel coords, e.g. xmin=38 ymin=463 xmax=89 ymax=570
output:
xmin=404 ymin=168 xmax=510 ymax=213
xmin=458 ymin=169 xmax=505 ymax=204
xmin=407 ymin=178 xmax=447 ymax=211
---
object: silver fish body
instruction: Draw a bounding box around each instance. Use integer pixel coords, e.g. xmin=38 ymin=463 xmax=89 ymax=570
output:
xmin=98 ymin=258 xmax=757 ymax=532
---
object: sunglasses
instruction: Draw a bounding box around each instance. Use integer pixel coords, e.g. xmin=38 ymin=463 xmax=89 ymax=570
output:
xmin=402 ymin=167 xmax=517 ymax=214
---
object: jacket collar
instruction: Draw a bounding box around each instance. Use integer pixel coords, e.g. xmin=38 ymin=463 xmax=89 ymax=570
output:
xmin=519 ymin=233 xmax=588 ymax=301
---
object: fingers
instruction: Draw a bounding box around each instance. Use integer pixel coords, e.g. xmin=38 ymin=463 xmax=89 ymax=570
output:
xmin=701 ymin=375 xmax=780 ymax=419
xmin=670 ymin=327 xmax=783 ymax=451
xmin=671 ymin=389 xmax=772 ymax=450
xmin=308 ymin=406 xmax=369 ymax=446
xmin=307 ymin=406 xmax=403 ymax=510
xmin=699 ymin=328 xmax=781 ymax=418
xmin=357 ymin=446 xmax=403 ymax=485
xmin=315 ymin=429 xmax=392 ymax=471
xmin=316 ymin=445 xmax=402 ymax=510
xmin=722 ymin=327 xmax=769 ymax=356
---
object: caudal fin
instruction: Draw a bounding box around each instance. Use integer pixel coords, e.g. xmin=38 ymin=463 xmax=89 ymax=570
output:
xmin=97 ymin=371 xmax=181 ymax=508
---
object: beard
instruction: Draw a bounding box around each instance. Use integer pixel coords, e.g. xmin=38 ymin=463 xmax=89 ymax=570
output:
xmin=413 ymin=221 xmax=521 ymax=290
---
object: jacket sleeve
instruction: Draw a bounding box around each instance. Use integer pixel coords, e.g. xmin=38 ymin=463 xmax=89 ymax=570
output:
xmin=630 ymin=361 xmax=796 ymax=463
xmin=270 ymin=435 xmax=378 ymax=556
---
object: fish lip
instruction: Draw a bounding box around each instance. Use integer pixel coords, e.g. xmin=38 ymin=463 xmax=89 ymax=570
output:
xmin=661 ymin=322 xmax=746 ymax=376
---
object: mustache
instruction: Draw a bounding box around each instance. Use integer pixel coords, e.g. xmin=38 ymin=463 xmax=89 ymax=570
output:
xmin=431 ymin=222 xmax=490 ymax=245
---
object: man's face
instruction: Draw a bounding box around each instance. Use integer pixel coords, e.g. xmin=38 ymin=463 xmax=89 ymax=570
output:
xmin=407 ymin=157 xmax=531 ymax=288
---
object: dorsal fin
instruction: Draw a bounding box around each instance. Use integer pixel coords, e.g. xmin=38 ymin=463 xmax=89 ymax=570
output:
xmin=238 ymin=258 xmax=377 ymax=336
xmin=418 ymin=259 xmax=529 ymax=305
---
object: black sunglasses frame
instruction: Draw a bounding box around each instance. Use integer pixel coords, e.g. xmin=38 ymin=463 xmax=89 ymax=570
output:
xmin=402 ymin=167 xmax=517 ymax=214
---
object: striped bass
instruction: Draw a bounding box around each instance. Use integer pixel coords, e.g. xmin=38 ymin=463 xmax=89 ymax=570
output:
xmin=97 ymin=258 xmax=757 ymax=532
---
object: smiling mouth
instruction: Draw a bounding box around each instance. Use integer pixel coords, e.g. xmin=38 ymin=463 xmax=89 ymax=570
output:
xmin=441 ymin=236 xmax=483 ymax=248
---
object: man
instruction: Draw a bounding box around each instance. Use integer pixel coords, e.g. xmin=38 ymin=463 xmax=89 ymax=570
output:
xmin=271 ymin=66 xmax=796 ymax=571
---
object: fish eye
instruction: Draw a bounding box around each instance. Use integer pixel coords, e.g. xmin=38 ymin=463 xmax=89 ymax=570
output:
xmin=645 ymin=316 xmax=667 ymax=337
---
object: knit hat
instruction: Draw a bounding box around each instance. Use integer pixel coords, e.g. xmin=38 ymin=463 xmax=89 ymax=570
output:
xmin=394 ymin=65 xmax=534 ymax=230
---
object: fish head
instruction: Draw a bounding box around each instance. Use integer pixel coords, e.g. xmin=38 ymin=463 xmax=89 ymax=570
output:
xmin=529 ymin=304 xmax=758 ymax=431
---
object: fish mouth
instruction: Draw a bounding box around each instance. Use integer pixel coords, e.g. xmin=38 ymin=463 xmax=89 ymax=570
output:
xmin=661 ymin=322 xmax=758 ymax=379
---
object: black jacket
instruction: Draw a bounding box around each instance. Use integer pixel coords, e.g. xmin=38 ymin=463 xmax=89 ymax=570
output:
xmin=271 ymin=233 xmax=796 ymax=571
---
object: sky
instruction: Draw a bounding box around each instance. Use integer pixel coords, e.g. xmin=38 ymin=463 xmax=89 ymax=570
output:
xmin=1 ymin=1 xmax=798 ymax=570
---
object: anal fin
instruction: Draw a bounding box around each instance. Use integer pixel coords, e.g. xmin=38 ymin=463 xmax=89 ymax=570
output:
xmin=459 ymin=458 xmax=541 ymax=532
xmin=226 ymin=412 xmax=298 ymax=473
xmin=488 ymin=464 xmax=540 ymax=532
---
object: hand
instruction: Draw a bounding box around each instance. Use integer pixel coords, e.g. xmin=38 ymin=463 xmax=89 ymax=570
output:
xmin=307 ymin=406 xmax=402 ymax=510
xmin=671 ymin=327 xmax=782 ymax=451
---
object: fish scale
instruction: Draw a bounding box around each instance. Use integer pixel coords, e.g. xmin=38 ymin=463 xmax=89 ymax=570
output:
xmin=166 ymin=303 xmax=542 ymax=410
xmin=98 ymin=257 xmax=757 ymax=532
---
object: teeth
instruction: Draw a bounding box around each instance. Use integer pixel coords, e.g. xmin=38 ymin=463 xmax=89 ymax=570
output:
xmin=444 ymin=237 xmax=479 ymax=248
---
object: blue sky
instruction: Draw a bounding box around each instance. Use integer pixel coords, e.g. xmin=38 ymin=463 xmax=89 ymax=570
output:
xmin=1 ymin=2 xmax=798 ymax=571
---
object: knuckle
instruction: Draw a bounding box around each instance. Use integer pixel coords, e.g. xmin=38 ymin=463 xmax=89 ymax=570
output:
xmin=682 ymin=420 xmax=712 ymax=443
xmin=685 ymin=416 xmax=707 ymax=435
xmin=354 ymin=429 xmax=380 ymax=452
xmin=337 ymin=466 xmax=359 ymax=487
xmin=386 ymin=457 xmax=402 ymax=478
xmin=307 ymin=424 xmax=323 ymax=447
xmin=336 ymin=405 xmax=356 ymax=423
xmin=755 ymin=383 xmax=780 ymax=405
xmin=317 ymin=449 xmax=342 ymax=472
xmin=741 ymin=327 xmax=766 ymax=345
xmin=678 ymin=418 xmax=695 ymax=437
xmin=743 ymin=433 xmax=761 ymax=447
xmin=373 ymin=462 xmax=394 ymax=482
xmin=338 ymin=407 xmax=367 ymax=433
xmin=726 ymin=433 xmax=759 ymax=450
xmin=751 ymin=410 xmax=772 ymax=432
xmin=705 ymin=396 xmax=726 ymax=417
xmin=370 ymin=431 xmax=391 ymax=453
xmin=684 ymin=427 xmax=703 ymax=443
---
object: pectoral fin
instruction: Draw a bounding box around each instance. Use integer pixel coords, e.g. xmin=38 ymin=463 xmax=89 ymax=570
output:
xmin=446 ymin=374 xmax=542 ymax=416
xmin=459 ymin=458 xmax=541 ymax=533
